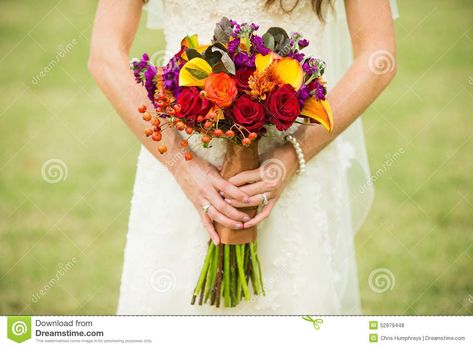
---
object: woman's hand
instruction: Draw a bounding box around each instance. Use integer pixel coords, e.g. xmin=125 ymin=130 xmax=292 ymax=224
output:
xmin=225 ymin=143 xmax=299 ymax=228
xmin=172 ymin=156 xmax=251 ymax=245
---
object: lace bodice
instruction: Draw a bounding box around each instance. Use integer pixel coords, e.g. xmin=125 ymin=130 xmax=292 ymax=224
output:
xmin=154 ymin=0 xmax=325 ymax=56
xmin=147 ymin=0 xmax=328 ymax=165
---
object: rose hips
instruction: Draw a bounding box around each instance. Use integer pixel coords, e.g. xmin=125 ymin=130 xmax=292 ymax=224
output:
xmin=201 ymin=135 xmax=211 ymax=144
xmin=142 ymin=112 xmax=152 ymax=121
xmin=225 ymin=130 xmax=235 ymax=138
xmin=176 ymin=121 xmax=186 ymax=131
xmin=138 ymin=105 xmax=147 ymax=113
xmin=248 ymin=132 xmax=257 ymax=140
xmin=213 ymin=129 xmax=223 ymax=137
xmin=144 ymin=128 xmax=153 ymax=137
xmin=173 ymin=104 xmax=182 ymax=113
xmin=196 ymin=115 xmax=204 ymax=123
xmin=203 ymin=121 xmax=213 ymax=129
xmin=180 ymin=139 xmax=188 ymax=147
xmin=158 ymin=145 xmax=167 ymax=154
xmin=242 ymin=137 xmax=251 ymax=145
xmin=152 ymin=132 xmax=162 ymax=141
xmin=185 ymin=127 xmax=193 ymax=135
xmin=184 ymin=152 xmax=193 ymax=161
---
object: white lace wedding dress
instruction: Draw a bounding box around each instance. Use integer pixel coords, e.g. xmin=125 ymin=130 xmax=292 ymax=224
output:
xmin=117 ymin=0 xmax=398 ymax=314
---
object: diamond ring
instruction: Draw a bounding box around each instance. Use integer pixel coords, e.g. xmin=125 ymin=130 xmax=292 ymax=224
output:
xmin=202 ymin=203 xmax=211 ymax=214
xmin=261 ymin=193 xmax=269 ymax=206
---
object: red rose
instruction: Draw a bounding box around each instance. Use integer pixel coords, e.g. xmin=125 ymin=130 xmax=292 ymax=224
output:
xmin=232 ymin=95 xmax=266 ymax=132
xmin=175 ymin=87 xmax=211 ymax=122
xmin=235 ymin=68 xmax=255 ymax=90
xmin=266 ymin=84 xmax=300 ymax=131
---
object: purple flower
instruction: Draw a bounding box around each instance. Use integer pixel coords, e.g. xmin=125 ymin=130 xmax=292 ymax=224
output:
xmin=251 ymin=35 xmax=270 ymax=55
xmin=228 ymin=38 xmax=240 ymax=56
xmin=250 ymin=23 xmax=259 ymax=31
xmin=297 ymin=84 xmax=310 ymax=107
xmin=298 ymin=39 xmax=309 ymax=49
xmin=313 ymin=79 xmax=327 ymax=100
xmin=234 ymin=52 xmax=255 ymax=68
xmin=144 ymin=65 xmax=157 ymax=103
xmin=288 ymin=51 xmax=305 ymax=62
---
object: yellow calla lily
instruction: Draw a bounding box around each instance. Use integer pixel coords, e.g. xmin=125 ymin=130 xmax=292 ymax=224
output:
xmin=178 ymin=58 xmax=212 ymax=87
xmin=301 ymin=96 xmax=334 ymax=132
xmin=255 ymin=53 xmax=273 ymax=73
xmin=274 ymin=58 xmax=304 ymax=90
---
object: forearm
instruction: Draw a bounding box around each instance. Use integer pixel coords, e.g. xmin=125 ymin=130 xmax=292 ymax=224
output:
xmin=88 ymin=52 xmax=185 ymax=174
xmin=292 ymin=50 xmax=396 ymax=163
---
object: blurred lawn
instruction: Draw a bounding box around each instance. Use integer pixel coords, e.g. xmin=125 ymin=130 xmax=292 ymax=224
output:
xmin=0 ymin=0 xmax=472 ymax=314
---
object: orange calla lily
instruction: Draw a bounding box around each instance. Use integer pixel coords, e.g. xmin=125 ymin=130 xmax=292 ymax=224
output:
xmin=273 ymin=58 xmax=304 ymax=90
xmin=301 ymin=96 xmax=334 ymax=132
xmin=178 ymin=58 xmax=212 ymax=87
xmin=181 ymin=34 xmax=199 ymax=49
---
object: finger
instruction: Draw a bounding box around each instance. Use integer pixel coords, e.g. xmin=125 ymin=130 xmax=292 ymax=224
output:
xmin=212 ymin=176 xmax=250 ymax=202
xmin=228 ymin=169 xmax=261 ymax=187
xmin=243 ymin=199 xmax=277 ymax=228
xmin=228 ymin=192 xmax=273 ymax=208
xmin=201 ymin=212 xmax=220 ymax=245
xmin=207 ymin=189 xmax=251 ymax=222
xmin=207 ymin=206 xmax=243 ymax=230
xmin=238 ymin=181 xmax=270 ymax=197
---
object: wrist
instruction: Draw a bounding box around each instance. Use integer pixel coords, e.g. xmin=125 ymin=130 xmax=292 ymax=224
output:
xmin=272 ymin=142 xmax=299 ymax=178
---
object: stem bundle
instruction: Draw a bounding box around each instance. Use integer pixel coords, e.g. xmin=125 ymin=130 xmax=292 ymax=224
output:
xmin=191 ymin=241 xmax=265 ymax=308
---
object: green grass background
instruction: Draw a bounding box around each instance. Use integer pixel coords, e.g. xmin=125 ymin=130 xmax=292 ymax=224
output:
xmin=0 ymin=0 xmax=472 ymax=314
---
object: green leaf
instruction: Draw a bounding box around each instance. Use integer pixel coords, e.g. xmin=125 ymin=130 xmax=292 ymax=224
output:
xmin=186 ymin=48 xmax=202 ymax=60
xmin=211 ymin=46 xmax=235 ymax=75
xmin=262 ymin=33 xmax=275 ymax=51
xmin=213 ymin=16 xmax=233 ymax=43
xmin=185 ymin=67 xmax=209 ymax=80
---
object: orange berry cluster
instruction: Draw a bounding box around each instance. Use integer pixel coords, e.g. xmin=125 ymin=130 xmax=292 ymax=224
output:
xmin=138 ymin=103 xmax=193 ymax=160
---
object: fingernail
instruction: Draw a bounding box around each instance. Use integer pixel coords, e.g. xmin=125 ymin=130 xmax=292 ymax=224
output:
xmin=243 ymin=216 xmax=250 ymax=222
xmin=219 ymin=191 xmax=225 ymax=197
xmin=235 ymin=223 xmax=242 ymax=229
xmin=225 ymin=198 xmax=232 ymax=204
xmin=243 ymin=197 xmax=250 ymax=203
xmin=212 ymin=238 xmax=219 ymax=245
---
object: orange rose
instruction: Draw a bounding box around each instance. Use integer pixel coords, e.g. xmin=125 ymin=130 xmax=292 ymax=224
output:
xmin=204 ymin=72 xmax=238 ymax=108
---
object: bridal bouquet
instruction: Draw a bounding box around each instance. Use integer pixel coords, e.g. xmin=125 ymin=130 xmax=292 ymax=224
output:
xmin=131 ymin=17 xmax=333 ymax=308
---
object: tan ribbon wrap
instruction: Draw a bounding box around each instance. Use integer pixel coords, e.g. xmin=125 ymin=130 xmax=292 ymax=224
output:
xmin=215 ymin=140 xmax=259 ymax=245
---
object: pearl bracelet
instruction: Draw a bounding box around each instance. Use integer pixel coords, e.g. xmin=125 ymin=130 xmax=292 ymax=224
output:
xmin=284 ymin=134 xmax=306 ymax=175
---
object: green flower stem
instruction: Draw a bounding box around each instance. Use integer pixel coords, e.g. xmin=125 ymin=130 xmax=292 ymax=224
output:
xmin=230 ymin=246 xmax=237 ymax=307
xmin=249 ymin=241 xmax=262 ymax=295
xmin=215 ymin=244 xmax=223 ymax=308
xmin=204 ymin=244 xmax=219 ymax=303
xmin=191 ymin=242 xmax=215 ymax=305
xmin=223 ymin=244 xmax=231 ymax=307
xmin=236 ymin=244 xmax=250 ymax=301
xmin=255 ymin=242 xmax=266 ymax=296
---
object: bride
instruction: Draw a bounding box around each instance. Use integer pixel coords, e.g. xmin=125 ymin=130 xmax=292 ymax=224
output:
xmin=89 ymin=0 xmax=398 ymax=314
